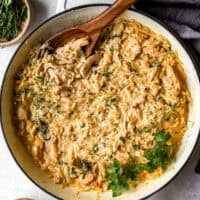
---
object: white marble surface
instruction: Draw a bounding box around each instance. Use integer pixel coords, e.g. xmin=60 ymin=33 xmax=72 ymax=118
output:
xmin=0 ymin=0 xmax=200 ymax=199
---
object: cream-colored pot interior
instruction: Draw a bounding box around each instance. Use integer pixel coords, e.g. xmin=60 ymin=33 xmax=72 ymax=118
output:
xmin=1 ymin=6 xmax=200 ymax=200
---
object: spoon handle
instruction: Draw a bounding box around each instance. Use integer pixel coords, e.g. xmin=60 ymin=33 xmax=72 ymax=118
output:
xmin=80 ymin=0 xmax=135 ymax=32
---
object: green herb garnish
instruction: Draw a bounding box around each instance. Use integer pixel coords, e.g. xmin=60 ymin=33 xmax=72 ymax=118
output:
xmin=107 ymin=160 xmax=151 ymax=197
xmin=107 ymin=130 xmax=172 ymax=197
xmin=24 ymin=87 xmax=30 ymax=95
xmin=132 ymin=144 xmax=140 ymax=149
xmin=59 ymin=160 xmax=67 ymax=165
xmin=80 ymin=122 xmax=85 ymax=128
xmin=149 ymin=110 xmax=153 ymax=115
xmin=119 ymin=136 xmax=126 ymax=144
xmin=92 ymin=144 xmax=99 ymax=153
xmin=33 ymin=94 xmax=45 ymax=109
xmin=34 ymin=119 xmax=48 ymax=134
xmin=43 ymin=135 xmax=51 ymax=142
xmin=102 ymin=71 xmax=113 ymax=78
xmin=143 ymin=130 xmax=172 ymax=171
xmin=69 ymin=167 xmax=77 ymax=178
xmin=130 ymin=68 xmax=137 ymax=74
xmin=107 ymin=159 xmax=130 ymax=197
xmin=14 ymin=73 xmax=22 ymax=80
xmin=107 ymin=98 xmax=116 ymax=106
xmin=154 ymin=130 xmax=171 ymax=145
xmin=35 ymin=76 xmax=44 ymax=84
xmin=118 ymin=54 xmax=123 ymax=60
xmin=111 ymin=34 xmax=120 ymax=39
xmin=0 ymin=0 xmax=28 ymax=41
xmin=110 ymin=46 xmax=114 ymax=52
xmin=80 ymin=160 xmax=91 ymax=173
xmin=163 ymin=113 xmax=171 ymax=121
xmin=150 ymin=60 xmax=160 ymax=68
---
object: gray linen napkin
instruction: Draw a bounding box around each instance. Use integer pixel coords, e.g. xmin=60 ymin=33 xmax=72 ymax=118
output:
xmin=136 ymin=0 xmax=200 ymax=58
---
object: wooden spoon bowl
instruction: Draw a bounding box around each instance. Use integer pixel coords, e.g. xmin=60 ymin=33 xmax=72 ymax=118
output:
xmin=40 ymin=0 xmax=136 ymax=57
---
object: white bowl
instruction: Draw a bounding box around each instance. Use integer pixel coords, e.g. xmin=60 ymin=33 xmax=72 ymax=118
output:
xmin=1 ymin=5 xmax=200 ymax=200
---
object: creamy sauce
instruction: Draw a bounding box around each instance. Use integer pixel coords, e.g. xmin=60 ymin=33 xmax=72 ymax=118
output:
xmin=14 ymin=19 xmax=190 ymax=192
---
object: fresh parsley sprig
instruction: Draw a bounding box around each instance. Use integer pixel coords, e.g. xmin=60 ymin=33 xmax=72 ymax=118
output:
xmin=107 ymin=159 xmax=130 ymax=197
xmin=107 ymin=130 xmax=173 ymax=197
xmin=144 ymin=130 xmax=172 ymax=171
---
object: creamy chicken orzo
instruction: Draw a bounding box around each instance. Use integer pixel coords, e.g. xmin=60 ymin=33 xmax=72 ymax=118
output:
xmin=14 ymin=19 xmax=190 ymax=197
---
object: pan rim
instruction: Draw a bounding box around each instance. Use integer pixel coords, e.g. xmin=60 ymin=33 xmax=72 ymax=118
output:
xmin=0 ymin=4 xmax=200 ymax=200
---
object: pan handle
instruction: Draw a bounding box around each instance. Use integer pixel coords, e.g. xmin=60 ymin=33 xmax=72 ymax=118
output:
xmin=56 ymin=0 xmax=67 ymax=13
xmin=195 ymin=159 xmax=200 ymax=174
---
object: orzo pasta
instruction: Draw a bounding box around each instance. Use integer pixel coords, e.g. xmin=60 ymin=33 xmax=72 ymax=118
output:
xmin=14 ymin=19 xmax=190 ymax=197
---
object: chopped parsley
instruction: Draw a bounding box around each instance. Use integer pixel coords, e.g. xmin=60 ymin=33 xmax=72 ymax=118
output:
xmin=110 ymin=46 xmax=114 ymax=52
xmin=163 ymin=113 xmax=171 ymax=121
xmin=32 ymin=94 xmax=45 ymax=110
xmin=125 ymin=121 xmax=128 ymax=128
xmin=35 ymin=76 xmax=44 ymax=84
xmin=154 ymin=130 xmax=171 ymax=145
xmin=144 ymin=130 xmax=172 ymax=171
xmin=102 ymin=142 xmax=106 ymax=147
xmin=118 ymin=54 xmax=123 ymax=60
xmin=43 ymin=135 xmax=51 ymax=142
xmin=143 ymin=126 xmax=151 ymax=132
xmin=149 ymin=110 xmax=153 ymax=115
xmin=126 ymin=61 xmax=132 ymax=67
xmin=80 ymin=160 xmax=91 ymax=173
xmin=111 ymin=34 xmax=120 ymax=39
xmin=34 ymin=119 xmax=48 ymax=134
xmin=69 ymin=167 xmax=77 ymax=178
xmin=14 ymin=73 xmax=22 ymax=81
xmin=92 ymin=144 xmax=99 ymax=153
xmin=132 ymin=144 xmax=140 ymax=149
xmin=0 ymin=0 xmax=27 ymax=41
xmin=80 ymin=122 xmax=86 ymax=128
xmin=150 ymin=60 xmax=160 ymax=68
xmin=58 ymin=160 xmax=67 ymax=165
xmin=107 ymin=130 xmax=172 ymax=197
xmin=119 ymin=136 xmax=126 ymax=144
xmin=107 ymin=98 xmax=116 ymax=106
xmin=102 ymin=70 xmax=113 ymax=78
xmin=130 ymin=68 xmax=137 ymax=73
xmin=107 ymin=159 xmax=130 ymax=197
xmin=24 ymin=87 xmax=31 ymax=95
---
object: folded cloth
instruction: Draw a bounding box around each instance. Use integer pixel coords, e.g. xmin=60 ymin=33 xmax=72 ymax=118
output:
xmin=136 ymin=0 xmax=200 ymax=57
xmin=65 ymin=0 xmax=200 ymax=57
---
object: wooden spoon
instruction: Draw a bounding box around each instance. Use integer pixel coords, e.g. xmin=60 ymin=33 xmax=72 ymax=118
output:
xmin=39 ymin=0 xmax=135 ymax=57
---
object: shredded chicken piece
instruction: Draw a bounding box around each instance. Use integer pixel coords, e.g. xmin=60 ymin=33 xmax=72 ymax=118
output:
xmin=80 ymin=53 xmax=101 ymax=77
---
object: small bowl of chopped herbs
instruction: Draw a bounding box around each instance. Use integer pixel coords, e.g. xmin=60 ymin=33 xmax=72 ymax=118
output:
xmin=0 ymin=0 xmax=31 ymax=46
